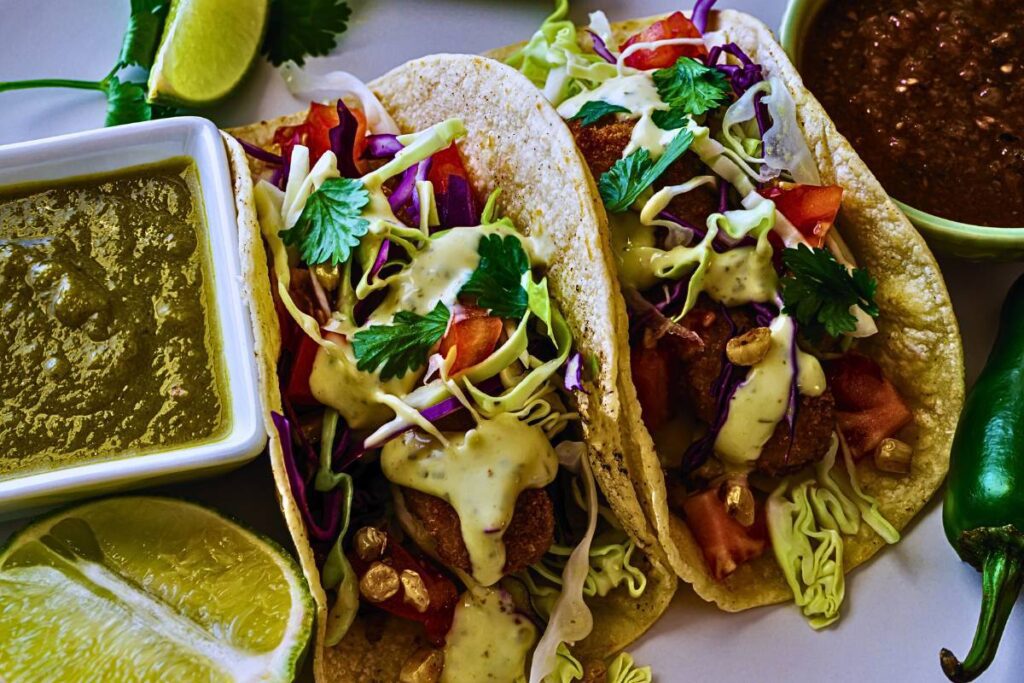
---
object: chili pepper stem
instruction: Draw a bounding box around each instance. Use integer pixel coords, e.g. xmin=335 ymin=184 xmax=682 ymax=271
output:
xmin=940 ymin=550 xmax=1024 ymax=682
xmin=0 ymin=78 xmax=104 ymax=94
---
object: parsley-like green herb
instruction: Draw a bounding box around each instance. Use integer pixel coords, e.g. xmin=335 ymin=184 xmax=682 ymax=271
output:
xmin=282 ymin=177 xmax=370 ymax=266
xmin=117 ymin=0 xmax=171 ymax=69
xmin=262 ymin=0 xmax=352 ymax=67
xmin=652 ymin=57 xmax=730 ymax=118
xmin=352 ymin=302 xmax=451 ymax=380
xmin=460 ymin=234 xmax=531 ymax=319
xmin=780 ymin=244 xmax=879 ymax=339
xmin=650 ymin=107 xmax=689 ymax=130
xmin=569 ymin=101 xmax=630 ymax=127
xmin=598 ymin=128 xmax=694 ymax=212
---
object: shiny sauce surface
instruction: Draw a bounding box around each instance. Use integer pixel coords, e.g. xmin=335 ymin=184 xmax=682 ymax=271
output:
xmin=0 ymin=159 xmax=227 ymax=478
xmin=802 ymin=0 xmax=1024 ymax=226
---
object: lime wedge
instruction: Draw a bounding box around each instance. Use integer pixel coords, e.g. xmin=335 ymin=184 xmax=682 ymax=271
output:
xmin=0 ymin=497 xmax=313 ymax=682
xmin=147 ymin=0 xmax=269 ymax=106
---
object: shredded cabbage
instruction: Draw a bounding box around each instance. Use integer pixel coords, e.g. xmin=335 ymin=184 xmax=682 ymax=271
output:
xmin=505 ymin=0 xmax=613 ymax=105
xmin=319 ymin=471 xmax=358 ymax=646
xmin=767 ymin=434 xmax=899 ymax=628
xmin=607 ymin=653 xmax=652 ymax=683
xmin=761 ymin=76 xmax=820 ymax=185
xmin=544 ymin=643 xmax=584 ymax=683
xmin=528 ymin=454 xmax=598 ymax=683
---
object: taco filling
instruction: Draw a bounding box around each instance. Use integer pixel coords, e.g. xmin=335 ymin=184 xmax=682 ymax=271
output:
xmin=236 ymin=85 xmax=658 ymax=681
xmin=508 ymin=1 xmax=917 ymax=627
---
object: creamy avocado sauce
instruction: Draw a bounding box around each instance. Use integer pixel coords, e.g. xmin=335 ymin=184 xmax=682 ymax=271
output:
xmin=442 ymin=588 xmax=536 ymax=683
xmin=381 ymin=413 xmax=559 ymax=586
xmin=0 ymin=159 xmax=226 ymax=479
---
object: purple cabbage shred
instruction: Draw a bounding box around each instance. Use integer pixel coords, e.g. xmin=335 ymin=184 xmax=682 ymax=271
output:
xmin=692 ymin=0 xmax=717 ymax=33
xmin=234 ymin=136 xmax=283 ymax=165
xmin=438 ymin=174 xmax=478 ymax=229
xmin=364 ymin=134 xmax=403 ymax=159
xmin=272 ymin=410 xmax=342 ymax=543
xmin=329 ymin=99 xmax=361 ymax=178
xmin=564 ymin=352 xmax=585 ymax=392
xmin=587 ymin=30 xmax=617 ymax=63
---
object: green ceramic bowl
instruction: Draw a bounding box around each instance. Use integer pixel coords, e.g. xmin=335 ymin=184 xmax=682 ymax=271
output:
xmin=779 ymin=0 xmax=1024 ymax=261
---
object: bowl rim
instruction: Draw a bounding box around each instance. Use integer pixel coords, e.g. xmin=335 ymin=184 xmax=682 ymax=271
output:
xmin=0 ymin=116 xmax=266 ymax=515
xmin=778 ymin=0 xmax=1024 ymax=239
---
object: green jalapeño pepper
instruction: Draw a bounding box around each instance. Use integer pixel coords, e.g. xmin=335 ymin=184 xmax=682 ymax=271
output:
xmin=941 ymin=274 xmax=1024 ymax=682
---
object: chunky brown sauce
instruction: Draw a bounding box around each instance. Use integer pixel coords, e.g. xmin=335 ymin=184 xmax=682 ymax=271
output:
xmin=802 ymin=0 xmax=1024 ymax=227
xmin=0 ymin=160 xmax=227 ymax=479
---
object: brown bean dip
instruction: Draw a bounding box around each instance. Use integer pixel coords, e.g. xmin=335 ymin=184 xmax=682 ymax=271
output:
xmin=801 ymin=0 xmax=1024 ymax=227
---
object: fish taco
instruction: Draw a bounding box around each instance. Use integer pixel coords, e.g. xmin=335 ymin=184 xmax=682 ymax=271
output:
xmin=494 ymin=3 xmax=964 ymax=626
xmin=223 ymin=54 xmax=675 ymax=682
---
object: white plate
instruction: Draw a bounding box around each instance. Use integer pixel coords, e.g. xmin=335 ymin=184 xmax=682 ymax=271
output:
xmin=0 ymin=1 xmax=1022 ymax=681
xmin=0 ymin=117 xmax=265 ymax=516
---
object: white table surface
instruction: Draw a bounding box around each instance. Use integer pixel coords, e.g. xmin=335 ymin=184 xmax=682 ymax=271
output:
xmin=1 ymin=1 xmax=1022 ymax=681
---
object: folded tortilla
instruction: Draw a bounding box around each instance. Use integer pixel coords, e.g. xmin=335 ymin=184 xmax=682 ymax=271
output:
xmin=491 ymin=10 xmax=964 ymax=612
xmin=222 ymin=54 xmax=676 ymax=681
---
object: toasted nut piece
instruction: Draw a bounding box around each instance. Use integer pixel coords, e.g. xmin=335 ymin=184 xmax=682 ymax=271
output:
xmin=311 ymin=262 xmax=340 ymax=292
xmin=874 ymin=438 xmax=913 ymax=475
xmin=399 ymin=648 xmax=444 ymax=683
xmin=400 ymin=569 xmax=431 ymax=613
xmin=726 ymin=327 xmax=772 ymax=366
xmin=360 ymin=562 xmax=400 ymax=603
xmin=354 ymin=526 xmax=387 ymax=562
xmin=724 ymin=481 xmax=755 ymax=527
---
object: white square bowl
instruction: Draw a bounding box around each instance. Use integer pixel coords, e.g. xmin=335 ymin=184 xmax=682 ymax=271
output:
xmin=0 ymin=116 xmax=265 ymax=518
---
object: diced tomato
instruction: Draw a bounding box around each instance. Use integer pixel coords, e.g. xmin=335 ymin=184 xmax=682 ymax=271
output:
xmin=682 ymin=488 xmax=766 ymax=581
xmin=621 ymin=12 xmax=707 ymax=70
xmin=304 ymin=102 xmax=340 ymax=163
xmin=827 ymin=353 xmax=913 ymax=459
xmin=631 ymin=346 xmax=671 ymax=431
xmin=349 ymin=537 xmax=458 ymax=645
xmin=427 ymin=143 xmax=470 ymax=196
xmin=758 ymin=182 xmax=844 ymax=248
xmin=439 ymin=305 xmax=503 ymax=374
xmin=285 ymin=334 xmax=321 ymax=407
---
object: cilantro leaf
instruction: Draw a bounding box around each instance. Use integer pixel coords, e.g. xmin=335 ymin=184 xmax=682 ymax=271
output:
xmin=352 ymin=302 xmax=450 ymax=380
xmin=117 ymin=0 xmax=171 ymax=69
xmin=569 ymin=101 xmax=630 ymax=127
xmin=262 ymin=0 xmax=352 ymax=67
xmin=598 ymin=128 xmax=694 ymax=212
xmin=282 ymin=177 xmax=369 ymax=266
xmin=460 ymin=234 xmax=530 ymax=319
xmin=652 ymin=57 xmax=731 ymax=118
xmin=650 ymin=107 xmax=689 ymax=130
xmin=103 ymin=79 xmax=178 ymax=126
xmin=780 ymin=244 xmax=879 ymax=339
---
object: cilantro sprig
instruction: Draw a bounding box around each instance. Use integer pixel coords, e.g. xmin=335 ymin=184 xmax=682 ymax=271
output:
xmin=780 ymin=244 xmax=879 ymax=339
xmin=569 ymin=101 xmax=630 ymax=127
xmin=598 ymin=128 xmax=695 ymax=212
xmin=263 ymin=0 xmax=352 ymax=67
xmin=459 ymin=234 xmax=532 ymax=318
xmin=352 ymin=303 xmax=451 ymax=380
xmin=652 ymin=57 xmax=731 ymax=119
xmin=282 ymin=177 xmax=370 ymax=266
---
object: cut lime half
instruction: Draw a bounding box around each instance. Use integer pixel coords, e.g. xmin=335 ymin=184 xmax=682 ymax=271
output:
xmin=148 ymin=0 xmax=269 ymax=107
xmin=0 ymin=496 xmax=313 ymax=683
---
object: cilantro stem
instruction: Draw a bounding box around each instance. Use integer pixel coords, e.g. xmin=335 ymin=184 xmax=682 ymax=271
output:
xmin=0 ymin=78 xmax=104 ymax=94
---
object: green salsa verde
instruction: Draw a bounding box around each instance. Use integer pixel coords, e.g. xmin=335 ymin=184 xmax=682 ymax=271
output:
xmin=0 ymin=158 xmax=228 ymax=479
